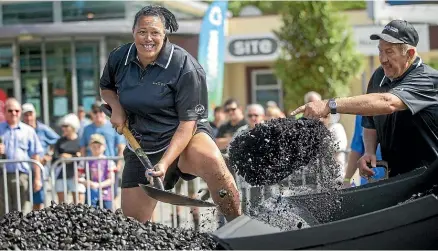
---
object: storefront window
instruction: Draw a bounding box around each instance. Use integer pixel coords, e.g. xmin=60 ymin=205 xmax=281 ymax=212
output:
xmin=251 ymin=69 xmax=283 ymax=109
xmin=107 ymin=37 xmax=131 ymax=54
xmin=2 ymin=2 xmax=53 ymax=25
xmin=46 ymin=42 xmax=73 ymax=125
xmin=0 ymin=46 xmax=13 ymax=78
xmin=20 ymin=45 xmax=43 ymax=120
xmin=76 ymin=42 xmax=99 ymax=112
xmin=61 ymin=1 xmax=125 ymax=22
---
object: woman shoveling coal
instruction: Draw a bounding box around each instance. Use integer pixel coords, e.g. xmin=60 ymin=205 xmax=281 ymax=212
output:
xmin=100 ymin=5 xmax=241 ymax=223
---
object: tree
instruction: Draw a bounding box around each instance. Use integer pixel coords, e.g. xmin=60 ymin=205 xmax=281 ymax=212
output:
xmin=274 ymin=1 xmax=364 ymax=110
xmin=203 ymin=1 xmax=366 ymax=16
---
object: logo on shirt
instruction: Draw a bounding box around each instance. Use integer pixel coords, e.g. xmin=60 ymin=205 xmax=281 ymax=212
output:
xmin=152 ymin=82 xmax=167 ymax=87
xmin=195 ymin=104 xmax=205 ymax=115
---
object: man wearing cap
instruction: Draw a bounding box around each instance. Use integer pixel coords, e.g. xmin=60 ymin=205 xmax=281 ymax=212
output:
xmin=22 ymin=102 xmax=60 ymax=210
xmin=291 ymin=20 xmax=438 ymax=178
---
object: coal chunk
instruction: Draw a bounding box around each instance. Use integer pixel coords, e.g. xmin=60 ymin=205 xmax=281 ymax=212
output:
xmin=228 ymin=117 xmax=337 ymax=186
xmin=0 ymin=202 xmax=219 ymax=250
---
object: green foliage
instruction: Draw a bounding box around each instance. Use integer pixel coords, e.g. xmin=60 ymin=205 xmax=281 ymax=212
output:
xmin=202 ymin=1 xmax=366 ymax=16
xmin=273 ymin=1 xmax=364 ymax=110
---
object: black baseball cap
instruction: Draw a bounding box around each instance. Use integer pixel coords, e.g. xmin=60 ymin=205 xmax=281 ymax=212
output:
xmin=370 ymin=20 xmax=419 ymax=47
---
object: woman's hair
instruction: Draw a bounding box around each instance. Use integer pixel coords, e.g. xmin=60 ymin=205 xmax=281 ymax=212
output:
xmin=132 ymin=5 xmax=179 ymax=33
xmin=58 ymin=113 xmax=80 ymax=132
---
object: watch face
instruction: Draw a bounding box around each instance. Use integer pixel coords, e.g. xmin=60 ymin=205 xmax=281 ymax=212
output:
xmin=329 ymin=100 xmax=336 ymax=109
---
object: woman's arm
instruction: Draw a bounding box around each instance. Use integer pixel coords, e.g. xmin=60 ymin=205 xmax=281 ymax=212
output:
xmin=159 ymin=121 xmax=196 ymax=166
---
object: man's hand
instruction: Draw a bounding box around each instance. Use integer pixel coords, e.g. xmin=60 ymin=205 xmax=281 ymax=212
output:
xmin=33 ymin=178 xmax=42 ymax=192
xmin=290 ymin=100 xmax=330 ymax=119
xmin=110 ymin=106 xmax=127 ymax=135
xmin=145 ymin=161 xmax=169 ymax=185
xmin=358 ymin=153 xmax=377 ymax=177
xmin=0 ymin=143 xmax=5 ymax=155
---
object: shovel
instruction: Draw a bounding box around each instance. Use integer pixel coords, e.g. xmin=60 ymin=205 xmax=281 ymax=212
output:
xmin=100 ymin=104 xmax=216 ymax=207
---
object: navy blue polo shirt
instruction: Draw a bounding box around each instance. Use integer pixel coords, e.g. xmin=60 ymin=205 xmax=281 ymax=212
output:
xmin=100 ymin=39 xmax=210 ymax=153
xmin=362 ymin=57 xmax=438 ymax=176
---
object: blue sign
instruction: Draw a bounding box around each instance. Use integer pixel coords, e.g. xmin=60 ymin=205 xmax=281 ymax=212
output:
xmin=197 ymin=0 xmax=228 ymax=120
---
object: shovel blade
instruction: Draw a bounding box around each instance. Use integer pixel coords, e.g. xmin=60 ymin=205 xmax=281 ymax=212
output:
xmin=139 ymin=184 xmax=217 ymax=207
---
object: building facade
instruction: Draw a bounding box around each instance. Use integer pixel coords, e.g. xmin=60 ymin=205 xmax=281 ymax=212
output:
xmin=0 ymin=1 xmax=205 ymax=126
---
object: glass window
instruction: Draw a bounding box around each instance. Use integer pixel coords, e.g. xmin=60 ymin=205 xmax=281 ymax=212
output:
xmin=0 ymin=46 xmax=13 ymax=78
xmin=46 ymin=42 xmax=73 ymax=125
xmin=251 ymin=69 xmax=283 ymax=109
xmin=20 ymin=45 xmax=43 ymax=121
xmin=76 ymin=42 xmax=100 ymax=112
xmin=62 ymin=1 xmax=126 ymax=22
xmin=2 ymin=2 xmax=53 ymax=25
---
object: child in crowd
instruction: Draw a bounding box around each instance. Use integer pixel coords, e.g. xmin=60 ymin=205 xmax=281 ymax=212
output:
xmin=78 ymin=134 xmax=116 ymax=210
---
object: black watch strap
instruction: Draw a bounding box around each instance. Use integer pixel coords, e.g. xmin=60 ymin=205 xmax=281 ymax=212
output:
xmin=329 ymin=98 xmax=337 ymax=114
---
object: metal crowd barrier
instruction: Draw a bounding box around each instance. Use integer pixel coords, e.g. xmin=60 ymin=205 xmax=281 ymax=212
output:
xmin=50 ymin=156 xmax=206 ymax=228
xmin=50 ymin=156 xmax=123 ymax=211
xmin=0 ymin=159 xmax=42 ymax=215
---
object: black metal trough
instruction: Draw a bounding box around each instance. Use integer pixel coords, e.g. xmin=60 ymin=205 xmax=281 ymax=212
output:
xmin=212 ymin=115 xmax=438 ymax=249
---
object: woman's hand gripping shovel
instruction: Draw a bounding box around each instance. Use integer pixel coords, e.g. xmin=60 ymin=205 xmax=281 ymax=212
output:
xmin=100 ymin=104 xmax=216 ymax=208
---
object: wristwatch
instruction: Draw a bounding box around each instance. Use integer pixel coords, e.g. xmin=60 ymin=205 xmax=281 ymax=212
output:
xmin=328 ymin=98 xmax=337 ymax=114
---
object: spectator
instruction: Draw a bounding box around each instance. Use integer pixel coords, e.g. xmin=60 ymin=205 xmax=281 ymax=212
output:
xmin=80 ymin=101 xmax=125 ymax=202
xmin=265 ymin=106 xmax=285 ymax=121
xmin=343 ymin=115 xmax=383 ymax=188
xmin=304 ymin=91 xmax=322 ymax=103
xmin=22 ymin=103 xmax=60 ymax=210
xmin=320 ymin=114 xmax=348 ymax=178
xmin=78 ymin=134 xmax=115 ymax=210
xmin=53 ymin=113 xmax=85 ymax=204
xmin=77 ymin=106 xmax=91 ymax=138
xmin=266 ymin=100 xmax=278 ymax=108
xmin=236 ymin=104 xmax=265 ymax=133
xmin=0 ymin=98 xmax=44 ymax=215
xmin=209 ymin=106 xmax=226 ymax=138
xmin=215 ymin=99 xmax=247 ymax=152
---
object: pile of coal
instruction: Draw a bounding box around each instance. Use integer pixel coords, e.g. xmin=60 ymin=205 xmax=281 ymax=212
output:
xmin=228 ymin=117 xmax=338 ymax=186
xmin=0 ymin=202 xmax=219 ymax=250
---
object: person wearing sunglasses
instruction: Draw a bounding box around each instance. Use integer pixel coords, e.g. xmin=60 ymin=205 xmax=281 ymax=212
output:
xmin=216 ymin=98 xmax=247 ymax=152
xmin=22 ymin=102 xmax=60 ymax=210
xmin=0 ymin=98 xmax=44 ymax=216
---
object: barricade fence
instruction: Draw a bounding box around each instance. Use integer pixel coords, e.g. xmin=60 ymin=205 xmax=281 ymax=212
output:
xmin=0 ymin=159 xmax=40 ymax=215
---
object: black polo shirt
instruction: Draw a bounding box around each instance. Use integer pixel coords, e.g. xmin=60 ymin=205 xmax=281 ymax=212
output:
xmin=362 ymin=57 xmax=438 ymax=176
xmin=100 ymin=39 xmax=210 ymax=153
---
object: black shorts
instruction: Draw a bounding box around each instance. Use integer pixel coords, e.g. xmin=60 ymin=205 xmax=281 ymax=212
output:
xmin=121 ymin=122 xmax=214 ymax=190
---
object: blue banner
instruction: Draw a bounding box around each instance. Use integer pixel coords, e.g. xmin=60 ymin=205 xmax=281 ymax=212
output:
xmin=198 ymin=0 xmax=228 ymax=120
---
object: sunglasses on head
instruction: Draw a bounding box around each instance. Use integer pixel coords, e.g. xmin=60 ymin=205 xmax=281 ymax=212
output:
xmin=225 ymin=107 xmax=237 ymax=113
xmin=7 ymin=109 xmax=20 ymax=113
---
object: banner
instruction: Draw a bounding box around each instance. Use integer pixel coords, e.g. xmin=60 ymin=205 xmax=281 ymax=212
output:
xmin=198 ymin=0 xmax=228 ymax=120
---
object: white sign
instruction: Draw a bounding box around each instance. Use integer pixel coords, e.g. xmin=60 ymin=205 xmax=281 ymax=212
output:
xmin=353 ymin=24 xmax=430 ymax=56
xmin=225 ymin=33 xmax=280 ymax=63
xmin=225 ymin=24 xmax=430 ymax=62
